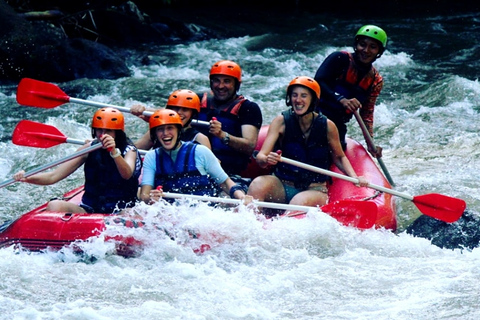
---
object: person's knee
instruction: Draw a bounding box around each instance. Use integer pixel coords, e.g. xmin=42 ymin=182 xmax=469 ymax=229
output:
xmin=247 ymin=176 xmax=278 ymax=198
xmin=247 ymin=176 xmax=266 ymax=195
xmin=46 ymin=199 xmax=67 ymax=211
xmin=290 ymin=191 xmax=328 ymax=207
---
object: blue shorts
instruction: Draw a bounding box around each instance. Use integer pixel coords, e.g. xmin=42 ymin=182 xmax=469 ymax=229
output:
xmin=281 ymin=181 xmax=329 ymax=203
xmin=282 ymin=183 xmax=303 ymax=203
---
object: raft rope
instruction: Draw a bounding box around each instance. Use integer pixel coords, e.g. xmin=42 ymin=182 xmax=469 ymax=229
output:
xmin=359 ymin=190 xmax=383 ymax=201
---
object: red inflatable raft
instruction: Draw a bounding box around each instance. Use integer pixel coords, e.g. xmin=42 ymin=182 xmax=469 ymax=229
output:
xmin=0 ymin=125 xmax=397 ymax=257
xmin=242 ymin=125 xmax=396 ymax=230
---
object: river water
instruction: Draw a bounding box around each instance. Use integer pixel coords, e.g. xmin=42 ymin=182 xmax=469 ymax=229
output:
xmin=0 ymin=11 xmax=480 ymax=320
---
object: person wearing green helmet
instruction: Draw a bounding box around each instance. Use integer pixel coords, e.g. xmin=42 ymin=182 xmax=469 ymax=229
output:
xmin=314 ymin=24 xmax=387 ymax=157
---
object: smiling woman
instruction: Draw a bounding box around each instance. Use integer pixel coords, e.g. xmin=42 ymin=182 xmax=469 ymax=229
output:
xmin=139 ymin=109 xmax=248 ymax=204
xmin=247 ymin=76 xmax=368 ymax=215
xmin=9 ymin=108 xmax=142 ymax=214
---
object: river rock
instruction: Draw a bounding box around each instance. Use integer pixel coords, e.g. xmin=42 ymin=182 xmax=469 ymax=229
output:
xmin=0 ymin=0 xmax=211 ymax=83
xmin=406 ymin=209 xmax=480 ymax=250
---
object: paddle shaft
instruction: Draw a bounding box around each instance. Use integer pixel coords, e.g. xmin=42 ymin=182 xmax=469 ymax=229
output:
xmin=56 ymin=135 xmax=147 ymax=155
xmin=68 ymin=97 xmax=210 ymax=128
xmin=281 ymin=156 xmax=466 ymax=223
xmin=0 ymin=143 xmax=102 ymax=189
xmin=353 ymin=110 xmax=395 ymax=186
xmin=162 ymin=192 xmax=318 ymax=212
xmin=280 ymin=156 xmax=413 ymax=201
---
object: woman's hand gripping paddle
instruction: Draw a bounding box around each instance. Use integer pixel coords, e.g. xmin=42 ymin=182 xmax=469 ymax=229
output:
xmin=280 ymin=156 xmax=466 ymax=223
xmin=0 ymin=143 xmax=102 ymax=189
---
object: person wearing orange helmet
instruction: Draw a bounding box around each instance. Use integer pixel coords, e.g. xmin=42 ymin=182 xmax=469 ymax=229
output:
xmin=139 ymin=109 xmax=247 ymax=204
xmin=131 ymin=89 xmax=211 ymax=150
xmin=247 ymin=77 xmax=367 ymax=216
xmin=314 ymin=25 xmax=387 ymax=157
xmin=13 ymin=108 xmax=142 ymax=213
xmin=197 ymin=60 xmax=263 ymax=182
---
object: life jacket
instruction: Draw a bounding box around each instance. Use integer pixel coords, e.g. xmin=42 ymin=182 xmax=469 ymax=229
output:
xmin=320 ymin=51 xmax=381 ymax=123
xmin=153 ymin=141 xmax=217 ymax=196
xmin=198 ymin=93 xmax=249 ymax=174
xmin=83 ymin=143 xmax=141 ymax=213
xmin=182 ymin=126 xmax=200 ymax=143
xmin=274 ymin=110 xmax=331 ymax=189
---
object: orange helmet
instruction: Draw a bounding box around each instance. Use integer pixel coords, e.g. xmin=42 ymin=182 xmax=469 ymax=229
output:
xmin=210 ymin=60 xmax=242 ymax=82
xmin=91 ymin=107 xmax=124 ymax=130
xmin=287 ymin=76 xmax=321 ymax=99
xmin=149 ymin=109 xmax=183 ymax=130
xmin=166 ymin=89 xmax=201 ymax=112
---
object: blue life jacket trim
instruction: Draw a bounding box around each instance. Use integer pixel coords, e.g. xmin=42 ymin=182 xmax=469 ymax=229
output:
xmin=154 ymin=142 xmax=217 ymax=196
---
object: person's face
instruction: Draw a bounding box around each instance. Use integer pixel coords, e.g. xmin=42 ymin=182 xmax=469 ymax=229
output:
xmin=155 ymin=124 xmax=179 ymax=150
xmin=167 ymin=106 xmax=193 ymax=127
xmin=94 ymin=128 xmax=116 ymax=139
xmin=210 ymin=75 xmax=237 ymax=102
xmin=355 ymin=37 xmax=381 ymax=64
xmin=291 ymin=86 xmax=312 ymax=116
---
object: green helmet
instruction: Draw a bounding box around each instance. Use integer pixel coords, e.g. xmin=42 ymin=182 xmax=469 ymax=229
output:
xmin=356 ymin=25 xmax=387 ymax=48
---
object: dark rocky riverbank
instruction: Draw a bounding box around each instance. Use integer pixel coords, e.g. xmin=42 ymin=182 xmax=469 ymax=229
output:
xmin=0 ymin=0 xmax=476 ymax=84
xmin=0 ymin=1 xmax=219 ymax=83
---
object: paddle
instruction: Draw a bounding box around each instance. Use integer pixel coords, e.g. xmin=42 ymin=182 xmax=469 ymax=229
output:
xmin=161 ymin=192 xmax=377 ymax=229
xmin=16 ymin=78 xmax=210 ymax=127
xmin=0 ymin=143 xmax=102 ymax=189
xmin=279 ymin=156 xmax=466 ymax=223
xmin=353 ymin=110 xmax=395 ymax=186
xmin=12 ymin=120 xmax=148 ymax=155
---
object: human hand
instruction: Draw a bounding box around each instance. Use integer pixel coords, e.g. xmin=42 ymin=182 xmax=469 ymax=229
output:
xmin=130 ymin=104 xmax=146 ymax=116
xmin=209 ymin=117 xmax=223 ymax=138
xmin=368 ymin=145 xmax=383 ymax=158
xmin=100 ymin=134 xmax=116 ymax=152
xmin=13 ymin=170 xmax=26 ymax=181
xmin=340 ymin=98 xmax=361 ymax=113
xmin=355 ymin=176 xmax=369 ymax=187
xmin=243 ymin=194 xmax=253 ymax=205
xmin=265 ymin=150 xmax=282 ymax=166
xmin=149 ymin=186 xmax=164 ymax=203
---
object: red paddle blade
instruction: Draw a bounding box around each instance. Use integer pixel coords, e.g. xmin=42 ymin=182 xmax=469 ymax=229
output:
xmin=12 ymin=120 xmax=68 ymax=148
xmin=322 ymin=200 xmax=377 ymax=229
xmin=413 ymin=193 xmax=466 ymax=223
xmin=16 ymin=78 xmax=70 ymax=108
xmin=284 ymin=200 xmax=377 ymax=229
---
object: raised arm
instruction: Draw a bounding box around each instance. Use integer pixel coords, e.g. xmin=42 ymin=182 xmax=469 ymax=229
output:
xmin=13 ymin=144 xmax=89 ymax=185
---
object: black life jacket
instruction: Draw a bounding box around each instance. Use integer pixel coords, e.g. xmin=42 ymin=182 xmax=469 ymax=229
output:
xmin=83 ymin=143 xmax=141 ymax=213
xmin=197 ymin=93 xmax=248 ymax=174
xmin=319 ymin=51 xmax=380 ymax=123
xmin=182 ymin=126 xmax=200 ymax=143
xmin=274 ymin=109 xmax=332 ymax=189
